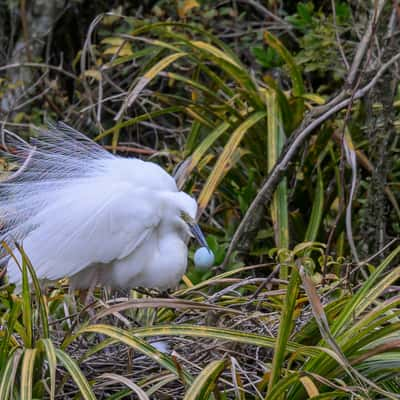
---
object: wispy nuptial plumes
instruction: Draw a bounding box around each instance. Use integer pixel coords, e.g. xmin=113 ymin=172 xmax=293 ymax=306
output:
xmin=0 ymin=123 xmax=204 ymax=290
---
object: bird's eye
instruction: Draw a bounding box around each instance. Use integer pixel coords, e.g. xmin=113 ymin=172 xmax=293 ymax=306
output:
xmin=180 ymin=211 xmax=192 ymax=223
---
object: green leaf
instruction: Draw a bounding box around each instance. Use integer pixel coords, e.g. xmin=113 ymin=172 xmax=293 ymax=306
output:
xmin=268 ymin=266 xmax=301 ymax=393
xmin=198 ymin=111 xmax=266 ymax=213
xmin=99 ymin=373 xmax=149 ymax=400
xmin=183 ymin=360 xmax=226 ymax=400
xmin=37 ymin=339 xmax=57 ymax=400
xmin=305 ymin=169 xmax=324 ymax=241
xmin=76 ymin=324 xmax=193 ymax=384
xmin=0 ymin=348 xmax=22 ymax=399
xmin=20 ymin=348 xmax=37 ymax=400
xmin=55 ymin=349 xmax=96 ymax=400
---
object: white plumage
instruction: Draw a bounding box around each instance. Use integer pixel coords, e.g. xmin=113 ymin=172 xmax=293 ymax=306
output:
xmin=1 ymin=123 xmax=204 ymax=291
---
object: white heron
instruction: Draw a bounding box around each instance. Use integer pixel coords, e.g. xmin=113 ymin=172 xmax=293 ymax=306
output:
xmin=0 ymin=122 xmax=214 ymax=291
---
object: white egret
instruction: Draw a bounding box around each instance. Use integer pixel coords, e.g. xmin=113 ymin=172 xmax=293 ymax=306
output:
xmin=0 ymin=122 xmax=214 ymax=291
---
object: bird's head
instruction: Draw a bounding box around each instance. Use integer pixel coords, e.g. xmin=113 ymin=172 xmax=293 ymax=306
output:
xmin=161 ymin=191 xmax=209 ymax=249
xmin=181 ymin=211 xmax=208 ymax=248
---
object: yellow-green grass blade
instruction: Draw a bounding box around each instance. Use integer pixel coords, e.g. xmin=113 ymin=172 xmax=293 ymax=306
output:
xmin=115 ymin=52 xmax=187 ymax=120
xmin=263 ymin=32 xmax=304 ymax=97
xmin=20 ymin=348 xmax=37 ymax=400
xmin=164 ymin=72 xmax=241 ymax=118
xmin=76 ymin=324 xmax=193 ymax=384
xmin=304 ymin=168 xmax=324 ymax=242
xmin=175 ymin=265 xmax=268 ymax=295
xmin=17 ymin=245 xmax=49 ymax=339
xmin=304 ymin=392 xmax=348 ymax=399
xmin=264 ymin=31 xmax=304 ymax=125
xmin=0 ymin=348 xmax=22 ymax=399
xmin=293 ymin=258 xmax=400 ymax=398
xmin=92 ymin=298 xmax=242 ymax=321
xmin=129 ymin=21 xmax=236 ymax=58
xmin=185 ymin=120 xmax=202 ymax=155
xmin=55 ymin=349 xmax=96 ymax=400
xmin=331 ymin=246 xmax=400 ymax=337
xmin=154 ymin=92 xmax=225 ymax=126
xmin=340 ymin=297 xmax=400 ymax=349
xmin=267 ymin=266 xmax=301 ymax=394
xmin=105 ymin=389 xmax=132 ymax=400
xmin=189 ymin=41 xmax=241 ymax=68
xmin=299 ymin=266 xmax=356 ymax=382
xmin=130 ymin=33 xmax=237 ymax=99
xmin=265 ymin=88 xmax=289 ymax=280
xmin=148 ymin=32 xmax=260 ymax=105
xmin=145 ymin=374 xmax=179 ymax=396
xmin=95 ymin=106 xmax=183 ymax=140
xmin=37 ymin=339 xmax=57 ymax=400
xmin=184 ymin=105 xmax=216 ymax=127
xmin=262 ymin=76 xmax=293 ymax=132
xmin=107 ymin=47 xmax=160 ymax=67
xmin=187 ymin=48 xmax=258 ymax=99
xmin=182 ymin=121 xmax=231 ymax=183
xmin=99 ymin=373 xmax=149 ymax=400
xmin=183 ymin=360 xmax=226 ymax=400
xmin=129 ymin=325 xmax=317 ymax=357
xmin=198 ymin=63 xmax=235 ymax=97
xmin=266 ymin=372 xmax=352 ymax=400
xmin=20 ymin=249 xmax=33 ymax=348
xmin=266 ymin=372 xmax=302 ymax=400
xmin=74 ymin=324 xmax=318 ymax=361
xmin=0 ymin=300 xmax=21 ymax=368
xmin=198 ymin=111 xmax=266 ymax=214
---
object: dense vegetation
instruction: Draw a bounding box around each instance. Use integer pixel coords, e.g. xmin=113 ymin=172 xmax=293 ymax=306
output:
xmin=0 ymin=1 xmax=399 ymax=398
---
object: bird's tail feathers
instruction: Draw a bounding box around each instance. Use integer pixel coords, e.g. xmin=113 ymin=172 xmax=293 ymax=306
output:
xmin=0 ymin=122 xmax=114 ymax=262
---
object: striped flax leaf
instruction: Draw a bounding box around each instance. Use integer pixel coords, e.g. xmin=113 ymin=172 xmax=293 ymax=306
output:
xmin=17 ymin=245 xmax=49 ymax=339
xmin=99 ymin=373 xmax=149 ymax=400
xmin=0 ymin=348 xmax=22 ymax=400
xmin=264 ymin=88 xmax=289 ymax=276
xmin=304 ymin=168 xmax=324 ymax=242
xmin=76 ymin=324 xmax=193 ymax=384
xmin=198 ymin=111 xmax=266 ymax=214
xmin=55 ymin=349 xmax=96 ymax=400
xmin=20 ymin=348 xmax=37 ymax=400
xmin=263 ymin=31 xmax=304 ymax=126
xmin=95 ymin=106 xmax=183 ymax=140
xmin=267 ymin=265 xmax=301 ymax=395
xmin=37 ymin=339 xmax=57 ymax=400
xmin=331 ymin=245 xmax=400 ymax=337
xmin=183 ymin=360 xmax=226 ymax=400
xmin=115 ymin=52 xmax=187 ymax=120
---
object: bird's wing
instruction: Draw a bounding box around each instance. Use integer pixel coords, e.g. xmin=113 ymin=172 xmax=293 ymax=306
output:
xmin=7 ymin=180 xmax=161 ymax=284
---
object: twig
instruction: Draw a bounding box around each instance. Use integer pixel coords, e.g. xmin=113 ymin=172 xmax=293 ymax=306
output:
xmin=0 ymin=62 xmax=78 ymax=80
xmin=331 ymin=0 xmax=350 ymax=71
xmin=346 ymin=0 xmax=386 ymax=87
xmin=102 ymin=145 xmax=156 ymax=155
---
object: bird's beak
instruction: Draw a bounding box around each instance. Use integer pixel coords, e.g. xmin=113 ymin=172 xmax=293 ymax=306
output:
xmin=189 ymin=222 xmax=209 ymax=249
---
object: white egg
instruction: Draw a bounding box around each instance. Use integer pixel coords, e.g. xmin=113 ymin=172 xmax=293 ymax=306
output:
xmin=194 ymin=247 xmax=215 ymax=270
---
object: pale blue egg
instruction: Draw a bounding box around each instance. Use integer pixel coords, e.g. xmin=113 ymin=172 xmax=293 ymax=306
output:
xmin=194 ymin=247 xmax=215 ymax=270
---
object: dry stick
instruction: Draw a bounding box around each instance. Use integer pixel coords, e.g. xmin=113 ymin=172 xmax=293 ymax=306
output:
xmin=331 ymin=0 xmax=350 ymax=71
xmin=80 ymin=13 xmax=105 ymax=126
xmin=346 ymin=0 xmax=386 ymax=87
xmin=222 ymin=51 xmax=400 ymax=267
xmin=0 ymin=62 xmax=78 ymax=81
